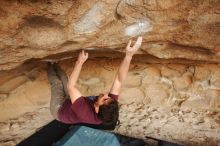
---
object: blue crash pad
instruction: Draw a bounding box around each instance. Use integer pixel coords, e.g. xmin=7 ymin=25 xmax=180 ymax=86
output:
xmin=53 ymin=126 xmax=120 ymax=146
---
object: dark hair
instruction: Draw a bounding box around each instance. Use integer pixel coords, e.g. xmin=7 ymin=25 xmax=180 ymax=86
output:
xmin=97 ymin=99 xmax=119 ymax=126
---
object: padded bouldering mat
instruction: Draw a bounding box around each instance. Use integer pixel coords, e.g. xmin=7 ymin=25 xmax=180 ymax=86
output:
xmin=53 ymin=126 xmax=120 ymax=146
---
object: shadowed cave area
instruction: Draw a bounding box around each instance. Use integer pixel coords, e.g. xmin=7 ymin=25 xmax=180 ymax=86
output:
xmin=0 ymin=0 xmax=220 ymax=146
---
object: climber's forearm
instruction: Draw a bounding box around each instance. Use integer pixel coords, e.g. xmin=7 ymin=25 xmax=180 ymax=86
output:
xmin=116 ymin=54 xmax=132 ymax=83
xmin=68 ymin=50 xmax=88 ymax=103
xmin=110 ymin=54 xmax=132 ymax=94
xmin=110 ymin=36 xmax=142 ymax=95
xmin=68 ymin=60 xmax=83 ymax=88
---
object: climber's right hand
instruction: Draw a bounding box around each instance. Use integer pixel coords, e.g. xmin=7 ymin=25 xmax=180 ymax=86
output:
xmin=126 ymin=36 xmax=142 ymax=57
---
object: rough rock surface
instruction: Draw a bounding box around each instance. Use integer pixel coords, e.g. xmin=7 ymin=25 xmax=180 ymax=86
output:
xmin=0 ymin=0 xmax=220 ymax=70
xmin=0 ymin=59 xmax=220 ymax=146
xmin=0 ymin=0 xmax=220 ymax=146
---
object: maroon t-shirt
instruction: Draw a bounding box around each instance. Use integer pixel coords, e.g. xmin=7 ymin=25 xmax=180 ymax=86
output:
xmin=58 ymin=93 xmax=118 ymax=124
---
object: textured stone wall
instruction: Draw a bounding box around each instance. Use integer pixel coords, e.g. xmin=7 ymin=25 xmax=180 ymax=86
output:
xmin=0 ymin=0 xmax=219 ymax=145
xmin=0 ymin=0 xmax=220 ymax=70
xmin=0 ymin=58 xmax=219 ymax=146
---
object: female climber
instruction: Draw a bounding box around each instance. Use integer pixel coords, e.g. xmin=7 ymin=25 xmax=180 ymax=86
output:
xmin=47 ymin=36 xmax=142 ymax=129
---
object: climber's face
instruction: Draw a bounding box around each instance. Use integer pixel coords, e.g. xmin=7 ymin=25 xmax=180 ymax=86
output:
xmin=97 ymin=93 xmax=112 ymax=106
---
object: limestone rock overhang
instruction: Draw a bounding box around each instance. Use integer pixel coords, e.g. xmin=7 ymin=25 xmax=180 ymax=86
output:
xmin=0 ymin=0 xmax=219 ymax=70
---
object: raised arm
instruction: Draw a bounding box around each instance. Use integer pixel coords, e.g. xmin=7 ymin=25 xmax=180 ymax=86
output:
xmin=109 ymin=36 xmax=142 ymax=95
xmin=68 ymin=50 xmax=88 ymax=103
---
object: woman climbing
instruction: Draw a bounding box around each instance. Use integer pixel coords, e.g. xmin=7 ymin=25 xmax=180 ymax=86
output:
xmin=47 ymin=36 xmax=142 ymax=130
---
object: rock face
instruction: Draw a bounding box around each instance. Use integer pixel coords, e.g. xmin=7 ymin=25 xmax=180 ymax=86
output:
xmin=0 ymin=59 xmax=220 ymax=146
xmin=0 ymin=0 xmax=220 ymax=146
xmin=0 ymin=0 xmax=219 ymax=70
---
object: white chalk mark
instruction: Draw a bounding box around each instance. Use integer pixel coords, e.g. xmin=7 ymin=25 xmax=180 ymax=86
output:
xmin=74 ymin=2 xmax=106 ymax=34
xmin=124 ymin=19 xmax=152 ymax=37
xmin=124 ymin=0 xmax=136 ymax=5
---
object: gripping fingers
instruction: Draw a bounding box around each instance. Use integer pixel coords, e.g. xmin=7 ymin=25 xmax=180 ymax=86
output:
xmin=133 ymin=36 xmax=142 ymax=49
xmin=126 ymin=40 xmax=132 ymax=48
